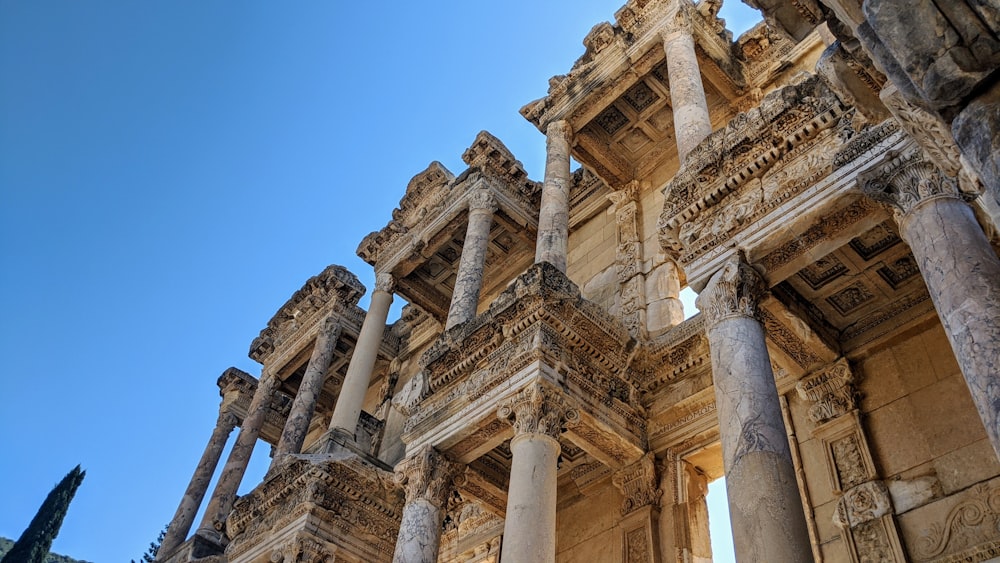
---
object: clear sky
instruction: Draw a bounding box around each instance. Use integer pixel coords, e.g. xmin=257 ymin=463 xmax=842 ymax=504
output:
xmin=0 ymin=2 xmax=760 ymax=561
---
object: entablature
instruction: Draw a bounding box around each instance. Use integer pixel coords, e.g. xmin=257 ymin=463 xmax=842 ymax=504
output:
xmin=356 ymin=132 xmax=541 ymax=323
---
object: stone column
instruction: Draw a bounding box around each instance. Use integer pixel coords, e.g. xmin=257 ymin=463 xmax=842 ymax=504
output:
xmin=696 ymin=254 xmax=812 ymax=562
xmin=328 ymin=273 xmax=394 ymax=440
xmin=392 ymin=445 xmax=463 ymax=563
xmin=497 ymin=383 xmax=579 ymax=563
xmin=535 ymin=120 xmax=572 ymax=273
xmin=198 ymin=370 xmax=280 ymax=541
xmin=446 ymin=189 xmax=497 ymax=330
xmin=662 ymin=6 xmax=712 ymax=162
xmin=158 ymin=410 xmax=239 ymax=559
xmin=860 ymin=148 xmax=1000 ymax=458
xmin=272 ymin=316 xmax=342 ymax=462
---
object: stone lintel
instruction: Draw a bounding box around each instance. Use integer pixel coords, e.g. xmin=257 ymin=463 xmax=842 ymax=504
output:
xmin=759 ymin=294 xmax=840 ymax=378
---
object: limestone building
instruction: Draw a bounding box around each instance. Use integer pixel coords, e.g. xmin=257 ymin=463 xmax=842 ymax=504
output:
xmin=156 ymin=0 xmax=1000 ymax=561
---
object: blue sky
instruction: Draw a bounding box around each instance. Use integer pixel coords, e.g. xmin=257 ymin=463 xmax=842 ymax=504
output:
xmin=0 ymin=2 xmax=759 ymax=561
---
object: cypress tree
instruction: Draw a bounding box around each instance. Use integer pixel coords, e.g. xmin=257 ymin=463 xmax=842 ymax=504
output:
xmin=2 ymin=465 xmax=86 ymax=563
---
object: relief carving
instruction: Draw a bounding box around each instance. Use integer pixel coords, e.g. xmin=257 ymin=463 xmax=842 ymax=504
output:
xmin=796 ymin=359 xmax=858 ymax=423
xmin=858 ymin=148 xmax=967 ymax=222
xmin=915 ymin=482 xmax=1000 ymax=562
xmin=611 ymin=452 xmax=662 ymax=515
xmin=833 ymin=480 xmax=893 ymax=529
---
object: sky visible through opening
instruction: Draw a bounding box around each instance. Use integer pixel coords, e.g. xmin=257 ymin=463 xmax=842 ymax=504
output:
xmin=0 ymin=1 xmax=760 ymax=561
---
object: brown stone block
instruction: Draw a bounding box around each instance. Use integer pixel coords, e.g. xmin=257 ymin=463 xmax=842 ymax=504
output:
xmin=932 ymin=437 xmax=1000 ymax=495
xmin=908 ymin=373 xmax=983 ymax=457
xmin=866 ymin=398 xmax=932 ymax=477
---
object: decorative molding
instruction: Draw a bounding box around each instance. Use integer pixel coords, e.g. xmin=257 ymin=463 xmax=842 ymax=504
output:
xmin=858 ymin=148 xmax=965 ymax=222
xmin=914 ymin=481 xmax=1000 ymax=562
xmin=833 ymin=480 xmax=893 ymax=529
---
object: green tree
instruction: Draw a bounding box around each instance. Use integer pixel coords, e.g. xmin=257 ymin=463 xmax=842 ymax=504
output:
xmin=131 ymin=526 xmax=166 ymax=563
xmin=2 ymin=465 xmax=85 ymax=563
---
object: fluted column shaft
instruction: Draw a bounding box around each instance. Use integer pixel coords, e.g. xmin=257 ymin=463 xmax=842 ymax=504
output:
xmin=697 ymin=254 xmax=812 ymax=562
xmin=446 ymin=190 xmax=496 ymax=330
xmin=328 ymin=273 xmax=394 ymax=438
xmin=497 ymin=383 xmax=578 ymax=563
xmin=273 ymin=317 xmax=342 ymax=462
xmin=535 ymin=120 xmax=572 ymax=273
xmin=861 ymin=149 xmax=1000 ymax=458
xmin=158 ymin=411 xmax=238 ymax=559
xmin=198 ymin=370 xmax=279 ymax=540
xmin=391 ymin=446 xmax=462 ymax=563
xmin=662 ymin=9 xmax=712 ymax=162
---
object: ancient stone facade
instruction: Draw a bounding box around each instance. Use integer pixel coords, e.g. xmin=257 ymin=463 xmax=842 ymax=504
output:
xmin=158 ymin=1 xmax=1000 ymax=562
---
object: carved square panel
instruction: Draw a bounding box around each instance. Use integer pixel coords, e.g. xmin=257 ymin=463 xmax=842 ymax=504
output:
xmin=827 ymin=282 xmax=876 ymax=316
xmin=849 ymin=221 xmax=901 ymax=261
xmin=622 ymin=81 xmax=659 ymax=112
xmin=646 ymin=106 xmax=675 ymax=133
xmin=797 ymin=255 xmax=849 ymax=290
xmin=620 ymin=127 xmax=653 ymax=153
xmin=595 ymin=105 xmax=630 ymax=135
xmin=876 ymin=256 xmax=920 ymax=289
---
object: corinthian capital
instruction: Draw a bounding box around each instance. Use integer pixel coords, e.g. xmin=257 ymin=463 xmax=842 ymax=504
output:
xmin=545 ymin=120 xmax=573 ymax=143
xmin=497 ymin=382 xmax=579 ymax=439
xmin=858 ymin=148 xmax=963 ymax=221
xmin=468 ymin=188 xmax=497 ymax=212
xmin=611 ymin=452 xmax=662 ymax=515
xmin=374 ymin=272 xmax=396 ymax=294
xmin=696 ymin=253 xmax=766 ymax=328
xmin=394 ymin=445 xmax=463 ymax=508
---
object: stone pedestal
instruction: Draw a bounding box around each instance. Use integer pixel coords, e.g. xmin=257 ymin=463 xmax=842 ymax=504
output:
xmin=697 ymin=254 xmax=812 ymax=562
xmin=446 ymin=190 xmax=497 ymax=330
xmin=860 ymin=149 xmax=1000 ymax=458
xmin=497 ymin=383 xmax=578 ymax=563
xmin=198 ymin=370 xmax=280 ymax=541
xmin=273 ymin=317 xmax=342 ymax=462
xmin=158 ymin=411 xmax=238 ymax=559
xmin=392 ymin=446 xmax=463 ymax=563
xmin=328 ymin=273 xmax=394 ymax=440
xmin=536 ymin=120 xmax=572 ymax=273
xmin=662 ymin=9 xmax=712 ymax=162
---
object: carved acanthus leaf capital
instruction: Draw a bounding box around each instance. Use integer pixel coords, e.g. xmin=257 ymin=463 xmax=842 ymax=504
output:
xmin=611 ymin=452 xmax=662 ymax=515
xmin=394 ymin=445 xmax=463 ymax=509
xmin=497 ymin=382 xmax=579 ymax=438
xmin=374 ymin=272 xmax=396 ymax=294
xmin=696 ymin=253 xmax=766 ymax=328
xmin=858 ymin=148 xmax=964 ymax=222
xmin=796 ymin=358 xmax=857 ymax=423
xmin=662 ymin=3 xmax=693 ymax=38
xmin=217 ymin=410 xmax=240 ymax=431
xmin=545 ymin=120 xmax=573 ymax=144
xmin=468 ymin=188 xmax=498 ymax=212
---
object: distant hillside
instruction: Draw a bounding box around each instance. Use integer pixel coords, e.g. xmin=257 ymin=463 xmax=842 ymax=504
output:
xmin=0 ymin=537 xmax=92 ymax=563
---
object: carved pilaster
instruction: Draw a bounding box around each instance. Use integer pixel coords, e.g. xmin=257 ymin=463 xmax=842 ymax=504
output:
xmin=800 ymin=359 xmax=906 ymax=562
xmin=394 ymin=445 xmax=464 ymax=509
xmin=858 ymin=148 xmax=964 ymax=223
xmin=612 ymin=452 xmax=662 ymax=515
xmin=497 ymin=382 xmax=579 ymax=439
xmin=609 ymin=181 xmax=648 ymax=339
xmin=795 ymin=358 xmax=857 ymax=424
xmin=695 ymin=253 xmax=767 ymax=329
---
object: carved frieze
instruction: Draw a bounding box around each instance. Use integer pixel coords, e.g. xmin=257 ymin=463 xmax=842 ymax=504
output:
xmin=913 ymin=481 xmax=1000 ymax=562
xmin=659 ymin=77 xmax=847 ymax=266
xmin=833 ymin=480 xmax=893 ymax=529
